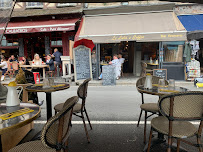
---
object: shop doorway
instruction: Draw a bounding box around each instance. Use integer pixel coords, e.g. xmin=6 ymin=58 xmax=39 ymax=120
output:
xmin=100 ymin=41 xmax=134 ymax=74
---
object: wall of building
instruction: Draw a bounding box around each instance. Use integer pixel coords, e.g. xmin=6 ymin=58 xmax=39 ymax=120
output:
xmin=175 ymin=4 xmax=203 ymax=15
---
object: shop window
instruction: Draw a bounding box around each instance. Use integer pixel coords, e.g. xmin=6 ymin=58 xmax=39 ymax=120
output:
xmin=51 ymin=32 xmax=62 ymax=46
xmin=162 ymin=41 xmax=185 ymax=62
xmin=26 ymin=2 xmax=43 ymax=8
xmin=0 ymin=0 xmax=12 ymax=8
xmin=57 ymin=3 xmax=77 ymax=7
xmin=1 ymin=35 xmax=18 ymax=47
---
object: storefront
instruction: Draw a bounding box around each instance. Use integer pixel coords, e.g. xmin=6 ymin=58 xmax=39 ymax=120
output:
xmin=76 ymin=4 xmax=187 ymax=79
xmin=0 ymin=17 xmax=79 ymax=61
xmin=178 ymin=14 xmax=203 ymax=79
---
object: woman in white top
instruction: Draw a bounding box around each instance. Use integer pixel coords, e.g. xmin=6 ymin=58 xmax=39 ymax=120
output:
xmin=32 ymin=54 xmax=44 ymax=76
xmin=0 ymin=57 xmax=8 ymax=81
xmin=32 ymin=54 xmax=43 ymax=65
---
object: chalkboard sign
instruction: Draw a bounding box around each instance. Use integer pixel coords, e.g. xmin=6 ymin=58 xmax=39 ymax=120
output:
xmin=153 ymin=69 xmax=167 ymax=80
xmin=102 ymin=65 xmax=116 ymax=86
xmin=73 ymin=45 xmax=92 ymax=82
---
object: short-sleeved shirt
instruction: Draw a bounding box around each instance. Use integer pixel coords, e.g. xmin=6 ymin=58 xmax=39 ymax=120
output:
xmin=111 ymin=59 xmax=120 ymax=66
xmin=53 ymin=51 xmax=62 ymax=63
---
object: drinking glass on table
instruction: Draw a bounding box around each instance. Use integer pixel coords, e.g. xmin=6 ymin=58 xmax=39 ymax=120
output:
xmin=158 ymin=79 xmax=165 ymax=92
xmin=168 ymin=79 xmax=175 ymax=90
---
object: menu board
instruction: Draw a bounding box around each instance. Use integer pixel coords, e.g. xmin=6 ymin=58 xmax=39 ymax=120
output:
xmin=73 ymin=45 xmax=92 ymax=82
xmin=153 ymin=69 xmax=167 ymax=80
xmin=102 ymin=65 xmax=116 ymax=86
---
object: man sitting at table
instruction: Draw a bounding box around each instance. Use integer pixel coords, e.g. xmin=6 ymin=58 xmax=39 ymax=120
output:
xmin=98 ymin=54 xmax=120 ymax=80
xmin=46 ymin=54 xmax=55 ymax=71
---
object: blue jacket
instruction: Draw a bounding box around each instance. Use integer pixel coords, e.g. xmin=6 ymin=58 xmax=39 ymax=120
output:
xmin=46 ymin=59 xmax=55 ymax=71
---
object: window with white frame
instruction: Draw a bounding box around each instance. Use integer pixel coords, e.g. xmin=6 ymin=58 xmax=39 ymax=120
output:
xmin=0 ymin=0 xmax=12 ymax=9
xmin=57 ymin=3 xmax=77 ymax=7
xmin=26 ymin=2 xmax=43 ymax=8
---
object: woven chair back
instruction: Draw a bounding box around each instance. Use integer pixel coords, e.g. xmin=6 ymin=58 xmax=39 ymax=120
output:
xmin=77 ymin=78 xmax=91 ymax=100
xmin=6 ymin=61 xmax=12 ymax=70
xmin=12 ymin=61 xmax=18 ymax=70
xmin=41 ymin=96 xmax=78 ymax=150
xmin=159 ymin=91 xmax=203 ymax=120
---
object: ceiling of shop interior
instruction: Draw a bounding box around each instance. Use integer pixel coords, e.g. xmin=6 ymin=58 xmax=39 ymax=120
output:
xmin=16 ymin=0 xmax=203 ymax=4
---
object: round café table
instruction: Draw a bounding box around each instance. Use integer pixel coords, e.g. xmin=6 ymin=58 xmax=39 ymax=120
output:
xmin=0 ymin=103 xmax=40 ymax=152
xmin=137 ymin=85 xmax=189 ymax=152
xmin=25 ymin=83 xmax=70 ymax=120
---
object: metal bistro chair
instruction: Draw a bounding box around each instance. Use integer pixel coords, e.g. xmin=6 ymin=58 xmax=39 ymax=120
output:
xmin=136 ymin=76 xmax=168 ymax=144
xmin=140 ymin=61 xmax=153 ymax=77
xmin=54 ymin=78 xmax=92 ymax=142
xmin=147 ymin=91 xmax=203 ymax=152
xmin=9 ymin=96 xmax=79 ymax=152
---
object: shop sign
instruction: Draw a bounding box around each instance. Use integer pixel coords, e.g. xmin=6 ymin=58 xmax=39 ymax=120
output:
xmin=5 ymin=26 xmax=74 ymax=34
xmin=111 ymin=35 xmax=145 ymax=41
xmin=6 ymin=28 xmax=28 ymax=34
xmin=160 ymin=34 xmax=183 ymax=38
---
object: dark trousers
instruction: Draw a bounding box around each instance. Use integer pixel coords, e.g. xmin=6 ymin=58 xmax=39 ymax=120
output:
xmin=1 ymin=68 xmax=7 ymax=75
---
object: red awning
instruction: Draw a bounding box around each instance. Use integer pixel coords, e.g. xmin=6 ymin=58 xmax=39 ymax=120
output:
xmin=3 ymin=18 xmax=79 ymax=34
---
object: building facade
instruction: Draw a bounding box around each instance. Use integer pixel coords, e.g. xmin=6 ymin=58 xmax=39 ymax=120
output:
xmin=0 ymin=1 xmax=82 ymax=61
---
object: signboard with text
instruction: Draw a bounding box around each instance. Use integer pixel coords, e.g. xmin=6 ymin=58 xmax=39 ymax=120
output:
xmin=4 ymin=26 xmax=75 ymax=34
xmin=153 ymin=69 xmax=167 ymax=80
xmin=73 ymin=45 xmax=92 ymax=82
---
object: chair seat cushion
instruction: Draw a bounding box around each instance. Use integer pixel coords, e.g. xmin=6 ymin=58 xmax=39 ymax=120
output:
xmin=9 ymin=140 xmax=55 ymax=152
xmin=151 ymin=116 xmax=198 ymax=138
xmin=140 ymin=103 xmax=159 ymax=113
xmin=54 ymin=103 xmax=82 ymax=113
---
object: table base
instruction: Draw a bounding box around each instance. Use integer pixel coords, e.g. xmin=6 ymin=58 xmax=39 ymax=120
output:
xmin=46 ymin=92 xmax=52 ymax=120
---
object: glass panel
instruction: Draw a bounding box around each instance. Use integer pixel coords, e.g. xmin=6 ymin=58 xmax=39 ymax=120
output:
xmin=57 ymin=3 xmax=77 ymax=7
xmin=57 ymin=40 xmax=62 ymax=46
xmin=51 ymin=41 xmax=56 ymax=46
xmin=162 ymin=41 xmax=185 ymax=62
xmin=26 ymin=2 xmax=43 ymax=7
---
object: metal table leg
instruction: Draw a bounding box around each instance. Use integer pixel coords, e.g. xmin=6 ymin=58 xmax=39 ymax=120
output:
xmin=46 ymin=92 xmax=52 ymax=120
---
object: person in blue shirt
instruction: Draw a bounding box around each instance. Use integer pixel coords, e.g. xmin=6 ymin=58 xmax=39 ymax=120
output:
xmin=51 ymin=48 xmax=62 ymax=64
xmin=51 ymin=48 xmax=62 ymax=76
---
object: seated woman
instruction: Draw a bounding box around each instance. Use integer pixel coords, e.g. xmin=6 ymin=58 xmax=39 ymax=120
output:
xmin=0 ymin=57 xmax=8 ymax=81
xmin=32 ymin=54 xmax=43 ymax=65
xmin=32 ymin=54 xmax=44 ymax=76
xmin=46 ymin=54 xmax=55 ymax=71
xmin=19 ymin=56 xmax=29 ymax=65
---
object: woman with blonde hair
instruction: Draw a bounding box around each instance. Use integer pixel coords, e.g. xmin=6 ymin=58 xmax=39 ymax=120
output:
xmin=32 ymin=54 xmax=43 ymax=65
xmin=32 ymin=54 xmax=44 ymax=76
